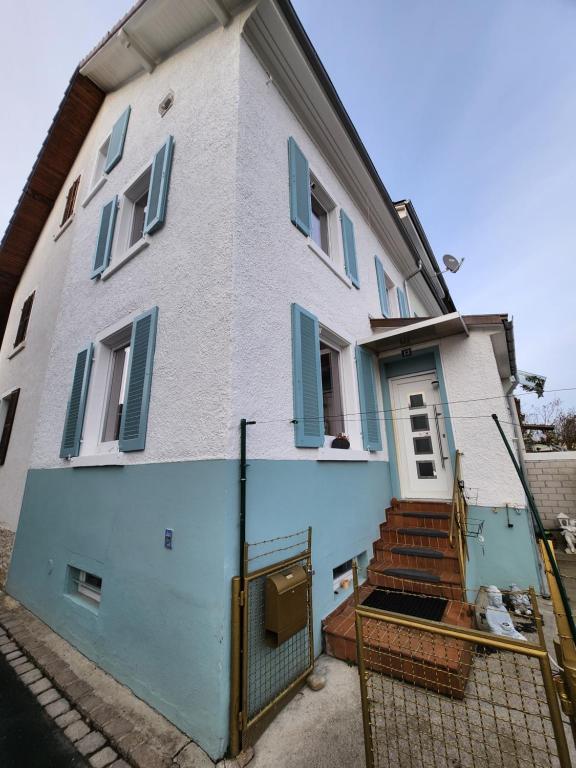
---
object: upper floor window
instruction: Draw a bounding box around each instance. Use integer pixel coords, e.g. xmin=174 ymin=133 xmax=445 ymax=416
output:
xmin=83 ymin=106 xmax=131 ymax=207
xmin=0 ymin=389 xmax=20 ymax=466
xmin=309 ymin=175 xmax=335 ymax=257
xmin=14 ymin=292 xmax=35 ymax=348
xmin=61 ymin=177 xmax=81 ymax=227
xmin=91 ymin=136 xmax=174 ymax=280
xmin=92 ymin=136 xmax=111 ymax=188
xmin=288 ymin=137 xmax=359 ymax=287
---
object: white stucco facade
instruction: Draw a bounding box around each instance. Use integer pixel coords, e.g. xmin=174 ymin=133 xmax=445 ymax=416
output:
xmin=28 ymin=17 xmax=245 ymax=471
xmin=0 ymin=157 xmax=80 ymax=532
xmin=2 ymin=0 xmax=524 ymax=546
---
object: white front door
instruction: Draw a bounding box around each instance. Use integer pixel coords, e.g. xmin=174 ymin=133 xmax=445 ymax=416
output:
xmin=389 ymin=372 xmax=453 ymax=500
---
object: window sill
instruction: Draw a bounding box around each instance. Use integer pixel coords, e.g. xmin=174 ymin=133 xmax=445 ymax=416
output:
xmin=101 ymin=236 xmax=150 ymax=281
xmin=307 ymin=239 xmax=352 ymax=289
xmin=69 ymin=454 xmax=125 ymax=468
xmin=53 ymin=214 xmax=75 ymax=242
xmin=64 ymin=593 xmax=99 ymax=615
xmin=7 ymin=342 xmax=26 ymax=360
xmin=317 ymin=448 xmax=370 ymax=462
xmin=81 ymin=176 xmax=107 ymax=208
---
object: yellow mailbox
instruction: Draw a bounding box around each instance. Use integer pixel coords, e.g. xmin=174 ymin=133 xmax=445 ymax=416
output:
xmin=265 ymin=565 xmax=308 ymax=647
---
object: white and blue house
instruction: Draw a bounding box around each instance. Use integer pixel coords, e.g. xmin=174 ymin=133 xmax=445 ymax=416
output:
xmin=0 ymin=0 xmax=543 ymax=759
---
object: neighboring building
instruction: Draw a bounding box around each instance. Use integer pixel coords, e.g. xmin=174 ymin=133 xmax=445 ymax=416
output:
xmin=0 ymin=0 xmax=542 ymax=759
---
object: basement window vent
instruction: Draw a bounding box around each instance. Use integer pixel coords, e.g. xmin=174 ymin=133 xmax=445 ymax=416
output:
xmin=333 ymin=551 xmax=367 ymax=596
xmin=68 ymin=566 xmax=102 ymax=608
xmin=158 ymin=90 xmax=174 ymax=117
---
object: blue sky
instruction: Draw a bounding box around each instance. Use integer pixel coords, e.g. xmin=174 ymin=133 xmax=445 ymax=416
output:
xmin=1 ymin=0 xmax=575 ymax=414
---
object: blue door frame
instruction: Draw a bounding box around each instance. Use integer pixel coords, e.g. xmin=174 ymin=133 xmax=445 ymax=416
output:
xmin=379 ymin=346 xmax=456 ymax=500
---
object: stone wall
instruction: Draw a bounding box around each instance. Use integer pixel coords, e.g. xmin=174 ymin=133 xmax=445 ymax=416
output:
xmin=0 ymin=527 xmax=15 ymax=588
xmin=524 ymin=452 xmax=576 ymax=528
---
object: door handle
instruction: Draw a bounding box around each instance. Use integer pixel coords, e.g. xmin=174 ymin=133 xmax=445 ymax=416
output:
xmin=433 ymin=405 xmax=447 ymax=468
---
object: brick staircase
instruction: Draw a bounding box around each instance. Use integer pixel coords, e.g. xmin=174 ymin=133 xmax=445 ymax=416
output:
xmin=323 ymin=498 xmax=474 ymax=697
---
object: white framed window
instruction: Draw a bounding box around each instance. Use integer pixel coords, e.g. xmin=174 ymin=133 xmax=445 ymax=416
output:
xmin=116 ymin=166 xmax=152 ymax=256
xmin=320 ymin=343 xmax=344 ymax=438
xmin=101 ymin=343 xmax=131 ymax=443
xmin=78 ymin=570 xmax=103 ymax=604
xmin=93 ymin=136 xmax=110 ymax=186
xmin=306 ymin=173 xmax=351 ymax=286
xmin=309 ymin=174 xmax=335 ymax=256
xmin=80 ymin=315 xmax=135 ymax=457
xmin=318 ymin=325 xmax=361 ymax=449
xmin=81 ymin=135 xmax=111 ymax=207
xmin=68 ymin=565 xmax=102 ymax=607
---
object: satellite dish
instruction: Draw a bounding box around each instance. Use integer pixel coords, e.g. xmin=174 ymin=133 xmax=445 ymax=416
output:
xmin=442 ymin=254 xmax=463 ymax=274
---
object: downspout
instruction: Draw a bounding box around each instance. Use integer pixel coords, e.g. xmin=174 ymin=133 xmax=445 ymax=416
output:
xmin=239 ymin=418 xmax=255 ymax=581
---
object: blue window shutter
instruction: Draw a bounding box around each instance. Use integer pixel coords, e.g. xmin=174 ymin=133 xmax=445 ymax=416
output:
xmin=119 ymin=307 xmax=159 ymax=452
xmin=288 ymin=137 xmax=311 ymax=236
xmin=92 ymin=197 xmax=118 ymax=278
xmin=104 ymin=106 xmax=131 ymax=173
xmin=143 ymin=136 xmax=175 ymax=235
xmin=60 ymin=344 xmax=93 ymax=459
xmin=291 ymin=304 xmax=324 ymax=448
xmin=340 ymin=210 xmax=359 ymax=287
xmin=397 ymin=287 xmax=409 ymax=318
xmin=375 ymin=257 xmax=390 ymax=317
xmin=356 ymin=346 xmax=382 ymax=451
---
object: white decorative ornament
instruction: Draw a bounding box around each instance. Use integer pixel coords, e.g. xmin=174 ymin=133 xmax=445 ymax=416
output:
xmin=557 ymin=513 xmax=576 ymax=554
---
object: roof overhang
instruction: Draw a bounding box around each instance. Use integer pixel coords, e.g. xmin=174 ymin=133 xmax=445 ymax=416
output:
xmin=359 ymin=312 xmax=468 ymax=353
xmin=363 ymin=312 xmax=518 ymax=381
xmin=79 ymin=0 xmax=248 ymax=91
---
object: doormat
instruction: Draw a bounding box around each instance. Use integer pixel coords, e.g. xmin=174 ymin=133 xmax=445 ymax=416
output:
xmin=362 ymin=588 xmax=447 ymax=622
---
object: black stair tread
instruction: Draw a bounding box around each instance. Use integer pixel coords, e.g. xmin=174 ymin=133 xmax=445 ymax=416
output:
xmin=396 ymin=527 xmax=449 ymax=538
xmin=397 ymin=512 xmax=450 ymax=520
xmin=381 ymin=567 xmax=441 ymax=583
xmin=390 ymin=546 xmax=444 ymax=559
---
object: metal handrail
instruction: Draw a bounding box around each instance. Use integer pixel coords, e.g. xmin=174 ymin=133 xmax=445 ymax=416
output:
xmin=450 ymin=449 xmax=468 ymax=590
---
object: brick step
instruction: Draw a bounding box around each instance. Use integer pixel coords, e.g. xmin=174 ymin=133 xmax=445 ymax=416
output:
xmin=323 ymin=587 xmax=473 ymax=698
xmin=379 ymin=527 xmax=453 ymax=549
xmin=385 ymin=512 xmax=451 ymax=531
xmin=372 ymin=544 xmax=460 ymax=574
xmin=389 ymin=499 xmax=453 ymax=514
xmin=367 ymin=562 xmax=464 ymax=600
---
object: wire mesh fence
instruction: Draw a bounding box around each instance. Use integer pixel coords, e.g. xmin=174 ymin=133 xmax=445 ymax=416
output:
xmin=238 ymin=527 xmax=314 ymax=748
xmin=354 ymin=583 xmax=572 ymax=768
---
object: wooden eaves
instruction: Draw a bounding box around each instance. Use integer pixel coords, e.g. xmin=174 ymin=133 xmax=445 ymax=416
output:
xmin=0 ymin=72 xmax=104 ymax=343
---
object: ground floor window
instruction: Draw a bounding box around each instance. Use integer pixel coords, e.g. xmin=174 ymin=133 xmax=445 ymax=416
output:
xmin=320 ymin=342 xmax=345 ymax=438
xmin=68 ymin=565 xmax=102 ymax=608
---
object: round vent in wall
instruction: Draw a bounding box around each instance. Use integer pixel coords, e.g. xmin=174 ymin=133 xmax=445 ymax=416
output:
xmin=159 ymin=90 xmax=175 ymax=117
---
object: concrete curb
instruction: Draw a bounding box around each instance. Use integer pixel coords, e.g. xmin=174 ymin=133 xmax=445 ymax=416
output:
xmin=0 ymin=594 xmax=216 ymax=768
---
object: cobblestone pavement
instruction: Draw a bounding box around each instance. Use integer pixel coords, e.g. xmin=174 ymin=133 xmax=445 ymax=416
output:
xmin=0 ymin=649 xmax=91 ymax=768
xmin=0 ymin=594 xmax=215 ymax=768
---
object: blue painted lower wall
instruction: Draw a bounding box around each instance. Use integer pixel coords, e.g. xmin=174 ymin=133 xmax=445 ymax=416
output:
xmin=7 ymin=461 xmax=239 ymax=760
xmin=246 ymin=459 xmax=392 ymax=646
xmin=7 ymin=458 xmax=392 ymax=759
xmin=465 ymin=505 xmax=541 ymax=601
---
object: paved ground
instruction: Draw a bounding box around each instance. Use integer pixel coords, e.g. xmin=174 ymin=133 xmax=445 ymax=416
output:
xmin=0 ymin=652 xmax=89 ymax=768
xmin=250 ymin=655 xmax=365 ymax=768
xmin=0 ymin=593 xmax=211 ymax=768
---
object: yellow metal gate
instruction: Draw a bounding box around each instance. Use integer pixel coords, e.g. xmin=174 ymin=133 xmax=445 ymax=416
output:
xmin=230 ymin=528 xmax=313 ymax=755
xmin=355 ymin=589 xmax=572 ymax=768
